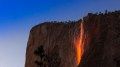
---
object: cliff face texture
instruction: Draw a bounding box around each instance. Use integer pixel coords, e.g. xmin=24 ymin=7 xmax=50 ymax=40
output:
xmin=25 ymin=11 xmax=120 ymax=67
xmin=79 ymin=11 xmax=120 ymax=67
xmin=25 ymin=22 xmax=84 ymax=67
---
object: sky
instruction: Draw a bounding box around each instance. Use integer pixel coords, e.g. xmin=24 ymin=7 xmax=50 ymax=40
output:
xmin=0 ymin=0 xmax=120 ymax=67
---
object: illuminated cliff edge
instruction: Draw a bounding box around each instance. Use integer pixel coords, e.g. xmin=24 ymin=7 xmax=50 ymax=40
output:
xmin=25 ymin=10 xmax=120 ymax=67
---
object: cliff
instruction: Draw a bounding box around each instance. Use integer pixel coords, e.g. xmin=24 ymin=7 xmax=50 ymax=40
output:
xmin=25 ymin=11 xmax=120 ymax=67
xmin=79 ymin=11 xmax=120 ymax=67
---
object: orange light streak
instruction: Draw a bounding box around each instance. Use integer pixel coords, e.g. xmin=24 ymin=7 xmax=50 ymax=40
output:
xmin=76 ymin=22 xmax=84 ymax=65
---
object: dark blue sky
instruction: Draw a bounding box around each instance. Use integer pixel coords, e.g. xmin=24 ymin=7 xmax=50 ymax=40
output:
xmin=0 ymin=0 xmax=120 ymax=67
xmin=0 ymin=0 xmax=120 ymax=22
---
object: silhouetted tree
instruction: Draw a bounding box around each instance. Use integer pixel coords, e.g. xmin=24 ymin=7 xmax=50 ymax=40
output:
xmin=34 ymin=45 xmax=47 ymax=67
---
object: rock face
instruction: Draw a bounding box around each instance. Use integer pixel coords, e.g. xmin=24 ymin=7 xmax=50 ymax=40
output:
xmin=79 ymin=11 xmax=120 ymax=67
xmin=25 ymin=22 xmax=84 ymax=67
xmin=25 ymin=11 xmax=120 ymax=67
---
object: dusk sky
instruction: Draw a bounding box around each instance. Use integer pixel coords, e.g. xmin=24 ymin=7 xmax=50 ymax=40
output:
xmin=0 ymin=0 xmax=120 ymax=67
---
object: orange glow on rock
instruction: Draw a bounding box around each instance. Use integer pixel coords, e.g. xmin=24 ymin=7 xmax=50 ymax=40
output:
xmin=76 ymin=41 xmax=82 ymax=65
xmin=76 ymin=22 xmax=84 ymax=65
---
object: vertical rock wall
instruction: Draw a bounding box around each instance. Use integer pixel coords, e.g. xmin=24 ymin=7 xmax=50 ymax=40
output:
xmin=79 ymin=11 xmax=120 ymax=67
xmin=25 ymin=22 xmax=83 ymax=67
xmin=25 ymin=11 xmax=120 ymax=67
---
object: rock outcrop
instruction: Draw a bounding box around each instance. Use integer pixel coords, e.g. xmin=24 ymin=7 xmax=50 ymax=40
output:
xmin=79 ymin=11 xmax=120 ymax=67
xmin=25 ymin=21 xmax=84 ymax=67
xmin=25 ymin=11 xmax=120 ymax=67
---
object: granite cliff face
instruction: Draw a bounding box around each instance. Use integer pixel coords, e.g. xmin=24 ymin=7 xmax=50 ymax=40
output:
xmin=25 ymin=21 xmax=84 ymax=67
xmin=25 ymin=11 xmax=120 ymax=67
xmin=79 ymin=11 xmax=120 ymax=67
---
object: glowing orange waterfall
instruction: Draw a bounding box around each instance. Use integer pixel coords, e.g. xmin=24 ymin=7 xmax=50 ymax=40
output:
xmin=76 ymin=22 xmax=84 ymax=65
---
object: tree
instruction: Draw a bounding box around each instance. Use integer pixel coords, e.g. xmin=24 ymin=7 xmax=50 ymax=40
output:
xmin=34 ymin=45 xmax=47 ymax=67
